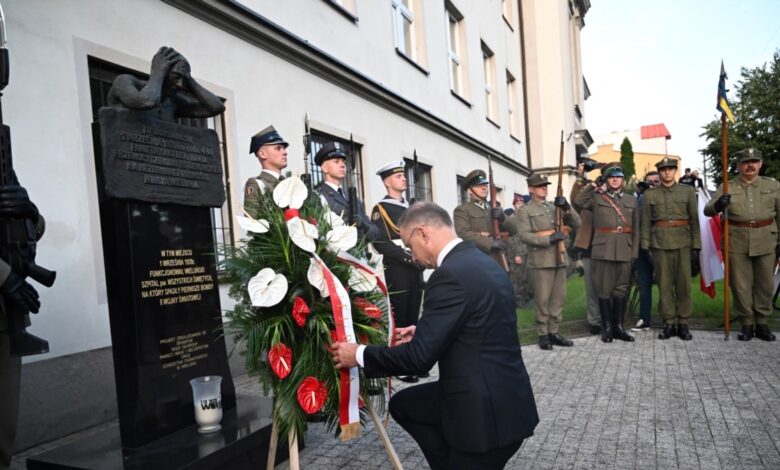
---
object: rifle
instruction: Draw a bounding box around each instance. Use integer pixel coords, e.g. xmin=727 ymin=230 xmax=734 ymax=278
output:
xmin=554 ymin=130 xmax=566 ymax=264
xmin=0 ymin=6 xmax=56 ymax=356
xmin=410 ymin=149 xmax=419 ymax=204
xmin=347 ymin=134 xmax=359 ymax=226
xmin=487 ymin=154 xmax=509 ymax=272
xmin=301 ymin=113 xmax=311 ymax=189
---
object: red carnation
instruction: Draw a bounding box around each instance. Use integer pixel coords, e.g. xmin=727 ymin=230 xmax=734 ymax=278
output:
xmin=297 ymin=376 xmax=327 ymax=414
xmin=292 ymin=296 xmax=311 ymax=327
xmin=353 ymin=297 xmax=382 ymax=319
xmin=268 ymin=343 xmax=293 ymax=379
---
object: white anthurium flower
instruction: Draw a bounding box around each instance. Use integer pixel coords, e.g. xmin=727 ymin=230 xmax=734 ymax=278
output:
xmin=348 ymin=266 xmax=377 ymax=292
xmin=287 ymin=217 xmax=319 ymax=253
xmin=235 ymin=215 xmax=270 ymax=234
xmin=326 ymin=225 xmax=357 ymax=252
xmin=273 ymin=176 xmax=308 ymax=209
xmin=325 ymin=211 xmax=345 ymax=228
xmin=307 ymin=258 xmax=329 ymax=298
xmin=248 ymin=268 xmax=288 ymax=307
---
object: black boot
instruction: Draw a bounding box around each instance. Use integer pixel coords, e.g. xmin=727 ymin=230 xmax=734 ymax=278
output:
xmin=677 ymin=323 xmax=692 ymax=341
xmin=658 ymin=323 xmax=676 ymax=339
xmin=611 ymin=297 xmax=634 ymax=342
xmin=737 ymin=324 xmax=754 ymax=341
xmin=549 ymin=333 xmax=573 ymax=347
xmin=755 ymin=324 xmax=776 ymax=341
xmin=538 ymin=335 xmax=553 ymax=350
xmin=598 ymin=298 xmax=613 ymax=343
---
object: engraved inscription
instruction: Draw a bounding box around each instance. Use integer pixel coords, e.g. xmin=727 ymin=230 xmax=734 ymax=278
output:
xmin=139 ymin=249 xmax=215 ymax=306
xmin=159 ymin=330 xmax=210 ymax=371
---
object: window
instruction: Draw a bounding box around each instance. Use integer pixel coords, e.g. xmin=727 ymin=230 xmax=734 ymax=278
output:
xmin=307 ymin=132 xmax=365 ymax=201
xmin=456 ymin=175 xmax=468 ymax=205
xmin=445 ymin=2 xmax=467 ymax=98
xmin=392 ymin=0 xmax=427 ymax=68
xmin=325 ymin=0 xmax=358 ymax=21
xmin=481 ymin=41 xmax=498 ymax=124
xmin=502 ymin=0 xmax=514 ymax=28
xmin=506 ymin=70 xmax=521 ymax=139
xmin=87 ymin=57 xmax=235 ymax=270
xmin=403 ymin=158 xmax=432 ymax=202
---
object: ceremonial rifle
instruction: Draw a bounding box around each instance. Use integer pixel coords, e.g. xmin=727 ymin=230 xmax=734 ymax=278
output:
xmin=301 ymin=113 xmax=311 ymax=189
xmin=410 ymin=149 xmax=419 ymax=204
xmin=554 ymin=130 xmax=566 ymax=264
xmin=347 ymin=134 xmax=359 ymax=226
xmin=487 ymin=154 xmax=509 ymax=272
xmin=0 ymin=4 xmax=56 ymax=356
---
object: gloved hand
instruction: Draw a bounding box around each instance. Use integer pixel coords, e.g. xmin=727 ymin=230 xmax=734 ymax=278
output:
xmin=0 ymin=185 xmax=36 ymax=218
xmin=691 ymin=249 xmax=701 ymax=277
xmin=489 ymin=207 xmax=505 ymax=222
xmin=553 ymin=196 xmax=570 ymax=211
xmin=548 ymin=231 xmax=566 ymax=245
xmin=491 ymin=239 xmax=508 ymax=252
xmin=713 ymin=194 xmax=731 ymax=213
xmin=1 ymin=271 xmax=40 ymax=313
xmin=594 ymin=175 xmax=606 ymax=188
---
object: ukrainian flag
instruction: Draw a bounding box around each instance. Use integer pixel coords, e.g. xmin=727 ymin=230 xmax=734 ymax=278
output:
xmin=717 ymin=61 xmax=735 ymax=124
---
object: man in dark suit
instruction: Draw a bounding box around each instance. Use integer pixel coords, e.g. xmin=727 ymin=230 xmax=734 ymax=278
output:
xmin=332 ymin=202 xmax=539 ymax=470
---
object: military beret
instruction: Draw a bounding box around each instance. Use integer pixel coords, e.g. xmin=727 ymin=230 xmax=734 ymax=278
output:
xmin=464 ymin=169 xmax=489 ymax=188
xmin=377 ymin=160 xmax=406 ymax=180
xmin=734 ymin=148 xmax=762 ymax=163
xmin=315 ymin=142 xmax=348 ymax=166
xmin=249 ymin=125 xmax=288 ymax=154
xmin=601 ymin=162 xmax=624 ymax=178
xmin=655 ymin=157 xmax=678 ymax=170
xmin=526 ymin=174 xmax=551 ymax=187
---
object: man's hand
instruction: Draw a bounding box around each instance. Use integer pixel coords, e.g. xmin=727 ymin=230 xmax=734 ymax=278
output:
xmin=394 ymin=325 xmax=416 ymax=345
xmin=151 ymin=46 xmax=183 ymax=76
xmin=1 ymin=271 xmax=40 ymax=313
xmin=514 ymin=255 xmax=523 ymax=265
xmin=553 ymin=196 xmax=570 ymax=211
xmin=331 ymin=342 xmax=358 ymax=369
xmin=491 ymin=239 xmax=508 ymax=252
xmin=713 ymin=194 xmax=731 ymax=213
xmin=489 ymin=207 xmax=505 ymax=222
xmin=0 ymin=185 xmax=36 ymax=218
xmin=548 ymin=231 xmax=566 ymax=245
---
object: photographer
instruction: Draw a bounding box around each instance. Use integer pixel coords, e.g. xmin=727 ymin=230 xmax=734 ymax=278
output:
xmin=631 ymin=171 xmax=659 ymax=332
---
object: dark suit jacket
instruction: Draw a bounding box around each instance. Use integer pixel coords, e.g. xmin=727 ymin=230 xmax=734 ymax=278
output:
xmin=363 ymin=241 xmax=539 ymax=453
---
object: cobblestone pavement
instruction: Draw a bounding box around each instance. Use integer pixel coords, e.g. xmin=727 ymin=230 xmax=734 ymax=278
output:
xmin=12 ymin=330 xmax=780 ymax=469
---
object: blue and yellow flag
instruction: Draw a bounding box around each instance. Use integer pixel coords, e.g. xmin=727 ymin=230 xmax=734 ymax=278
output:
xmin=717 ymin=61 xmax=735 ymax=124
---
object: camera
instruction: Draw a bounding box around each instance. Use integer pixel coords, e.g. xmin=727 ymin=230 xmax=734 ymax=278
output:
xmin=577 ymin=157 xmax=601 ymax=173
xmin=636 ymin=181 xmax=649 ymax=191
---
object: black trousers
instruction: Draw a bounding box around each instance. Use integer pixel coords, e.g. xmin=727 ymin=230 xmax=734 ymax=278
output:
xmin=0 ymin=332 xmax=21 ymax=469
xmin=389 ymin=382 xmax=523 ymax=470
xmin=385 ymin=265 xmax=423 ymax=328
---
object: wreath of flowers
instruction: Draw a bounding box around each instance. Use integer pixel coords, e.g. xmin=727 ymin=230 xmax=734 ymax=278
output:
xmin=222 ymin=176 xmax=390 ymax=442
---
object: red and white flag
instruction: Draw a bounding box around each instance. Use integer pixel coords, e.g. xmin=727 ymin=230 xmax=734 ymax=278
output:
xmin=697 ymin=188 xmax=724 ymax=298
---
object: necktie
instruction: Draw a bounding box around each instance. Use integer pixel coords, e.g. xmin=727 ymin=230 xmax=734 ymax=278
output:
xmin=338 ymin=187 xmax=345 ymax=198
xmin=278 ymin=175 xmax=285 ymax=181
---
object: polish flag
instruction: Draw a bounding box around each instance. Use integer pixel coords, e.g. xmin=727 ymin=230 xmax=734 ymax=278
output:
xmin=697 ymin=188 xmax=724 ymax=298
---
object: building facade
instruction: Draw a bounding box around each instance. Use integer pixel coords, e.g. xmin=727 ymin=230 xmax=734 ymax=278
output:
xmin=589 ymin=124 xmax=680 ymax=180
xmin=4 ymin=0 xmax=590 ymax=450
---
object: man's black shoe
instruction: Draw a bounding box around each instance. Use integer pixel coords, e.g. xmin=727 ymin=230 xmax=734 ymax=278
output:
xmin=737 ymin=324 xmax=754 ymax=341
xmin=397 ymin=375 xmax=419 ymax=383
xmin=658 ymin=324 xmax=676 ymax=340
xmin=417 ymin=372 xmax=430 ymax=378
xmin=755 ymin=324 xmax=776 ymax=341
xmin=538 ymin=335 xmax=553 ymax=350
xmin=589 ymin=324 xmax=601 ymax=335
xmin=677 ymin=324 xmax=692 ymax=341
xmin=549 ymin=333 xmax=573 ymax=347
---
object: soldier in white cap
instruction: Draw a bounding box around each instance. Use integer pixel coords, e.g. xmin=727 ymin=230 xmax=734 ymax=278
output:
xmin=370 ymin=160 xmax=425 ymax=382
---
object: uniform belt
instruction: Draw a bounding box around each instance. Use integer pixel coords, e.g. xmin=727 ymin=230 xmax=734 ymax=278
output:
xmin=534 ymin=226 xmax=571 ymax=237
xmin=653 ymin=219 xmax=689 ymax=228
xmin=595 ymin=226 xmax=632 ymax=234
xmin=729 ymin=218 xmax=774 ymax=228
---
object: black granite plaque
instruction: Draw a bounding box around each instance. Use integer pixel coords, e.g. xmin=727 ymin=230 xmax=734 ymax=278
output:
xmin=97 ymin=108 xmax=225 ymax=207
xmin=93 ymin=120 xmax=235 ymax=449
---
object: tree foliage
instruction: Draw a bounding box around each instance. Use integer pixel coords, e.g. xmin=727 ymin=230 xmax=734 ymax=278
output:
xmin=700 ymin=50 xmax=780 ymax=186
xmin=619 ymin=137 xmax=636 ymax=180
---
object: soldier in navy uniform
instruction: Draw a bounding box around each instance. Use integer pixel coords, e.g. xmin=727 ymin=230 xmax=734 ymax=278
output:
xmin=370 ymin=161 xmax=424 ymax=382
xmin=243 ymin=125 xmax=289 ymax=217
xmin=315 ymin=142 xmax=378 ymax=240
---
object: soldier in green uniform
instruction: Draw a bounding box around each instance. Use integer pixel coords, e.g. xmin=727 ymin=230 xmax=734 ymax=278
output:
xmin=243 ymin=125 xmax=289 ymax=217
xmin=704 ymin=148 xmax=779 ymax=341
xmin=508 ymin=196 xmax=533 ymax=307
xmin=641 ymin=157 xmax=701 ymax=340
xmin=516 ymin=174 xmax=581 ymax=350
xmin=574 ymin=162 xmax=638 ymax=343
xmin=453 ymin=169 xmax=516 ymax=266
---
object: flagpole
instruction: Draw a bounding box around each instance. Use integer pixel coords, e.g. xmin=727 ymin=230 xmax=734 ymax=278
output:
xmin=721 ymin=113 xmax=730 ymax=340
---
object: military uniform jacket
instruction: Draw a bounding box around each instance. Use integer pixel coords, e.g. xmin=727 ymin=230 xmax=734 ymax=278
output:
xmin=318 ymin=183 xmax=375 ymax=232
xmin=704 ymin=176 xmax=780 ymax=256
xmin=640 ymin=182 xmax=701 ymax=250
xmin=515 ymin=199 xmax=581 ymax=268
xmin=453 ymin=200 xmax=517 ymax=254
xmin=243 ymin=171 xmax=281 ymax=218
xmin=370 ymin=197 xmax=418 ymax=269
xmin=574 ymin=186 xmax=639 ymax=262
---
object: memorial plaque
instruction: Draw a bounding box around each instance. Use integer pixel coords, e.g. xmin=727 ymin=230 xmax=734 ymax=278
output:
xmin=98 ymin=108 xmax=225 ymax=207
